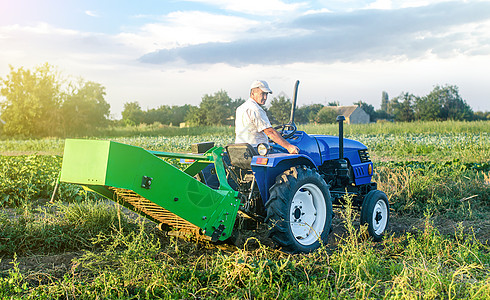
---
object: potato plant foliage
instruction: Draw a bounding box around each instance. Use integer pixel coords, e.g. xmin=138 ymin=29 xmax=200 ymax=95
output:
xmin=0 ymin=155 xmax=84 ymax=207
xmin=0 ymin=121 xmax=489 ymax=298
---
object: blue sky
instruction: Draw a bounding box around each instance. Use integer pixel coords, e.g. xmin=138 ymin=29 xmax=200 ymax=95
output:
xmin=1 ymin=0 xmax=489 ymax=118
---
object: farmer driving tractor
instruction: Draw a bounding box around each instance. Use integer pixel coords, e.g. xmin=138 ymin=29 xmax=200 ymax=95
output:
xmin=235 ymin=80 xmax=299 ymax=154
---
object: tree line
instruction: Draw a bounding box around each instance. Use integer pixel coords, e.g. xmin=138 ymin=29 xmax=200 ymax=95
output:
xmin=0 ymin=64 xmax=109 ymax=138
xmin=119 ymin=85 xmax=489 ymax=127
xmin=1 ymin=63 xmax=489 ymax=138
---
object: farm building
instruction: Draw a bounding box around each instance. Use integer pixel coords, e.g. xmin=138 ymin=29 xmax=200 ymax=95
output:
xmin=328 ymin=105 xmax=370 ymax=124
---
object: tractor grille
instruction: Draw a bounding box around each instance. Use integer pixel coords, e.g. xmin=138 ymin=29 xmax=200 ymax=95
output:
xmin=358 ymin=149 xmax=371 ymax=163
xmin=109 ymin=187 xmax=208 ymax=240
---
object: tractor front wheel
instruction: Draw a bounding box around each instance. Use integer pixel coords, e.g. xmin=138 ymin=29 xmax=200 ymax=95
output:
xmin=265 ymin=166 xmax=332 ymax=253
xmin=360 ymin=190 xmax=389 ymax=241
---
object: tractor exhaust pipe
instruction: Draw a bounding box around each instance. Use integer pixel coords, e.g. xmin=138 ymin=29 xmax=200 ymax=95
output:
xmin=336 ymin=115 xmax=345 ymax=159
xmin=288 ymin=80 xmax=300 ymax=125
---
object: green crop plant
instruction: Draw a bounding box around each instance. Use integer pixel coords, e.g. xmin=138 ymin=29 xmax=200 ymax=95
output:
xmin=0 ymin=155 xmax=86 ymax=208
xmin=0 ymin=121 xmax=489 ymax=297
xmin=0 ymin=155 xmax=60 ymax=207
xmin=2 ymin=207 xmax=488 ymax=299
xmin=301 ymin=120 xmax=490 ymax=135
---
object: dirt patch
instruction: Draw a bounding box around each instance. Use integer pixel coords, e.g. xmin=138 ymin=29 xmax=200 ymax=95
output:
xmin=329 ymin=210 xmax=490 ymax=246
xmin=0 ymin=252 xmax=80 ymax=273
xmin=0 ymin=252 xmax=82 ymax=286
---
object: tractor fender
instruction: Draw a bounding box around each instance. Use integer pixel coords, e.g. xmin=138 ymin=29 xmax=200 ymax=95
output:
xmin=251 ymin=154 xmax=317 ymax=205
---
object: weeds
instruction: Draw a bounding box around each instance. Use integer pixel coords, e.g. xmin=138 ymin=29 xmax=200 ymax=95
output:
xmin=0 ymin=255 xmax=29 ymax=297
xmin=0 ymin=199 xmax=138 ymax=256
xmin=375 ymin=160 xmax=490 ymax=215
xmin=1 ymin=121 xmax=489 ymax=298
xmin=2 ymin=200 xmax=487 ymax=299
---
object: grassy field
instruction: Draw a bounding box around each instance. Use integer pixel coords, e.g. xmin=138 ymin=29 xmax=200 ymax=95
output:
xmin=0 ymin=121 xmax=489 ymax=298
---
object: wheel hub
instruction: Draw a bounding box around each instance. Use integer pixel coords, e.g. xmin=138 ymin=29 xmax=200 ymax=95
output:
xmin=372 ymin=199 xmax=388 ymax=235
xmin=289 ymin=184 xmax=327 ymax=246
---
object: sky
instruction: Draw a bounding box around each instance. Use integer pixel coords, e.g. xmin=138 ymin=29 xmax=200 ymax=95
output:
xmin=1 ymin=0 xmax=489 ymax=119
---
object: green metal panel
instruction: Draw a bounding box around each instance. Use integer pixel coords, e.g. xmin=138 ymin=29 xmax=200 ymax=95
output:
xmin=60 ymin=139 xmax=240 ymax=241
xmin=60 ymin=139 xmax=110 ymax=185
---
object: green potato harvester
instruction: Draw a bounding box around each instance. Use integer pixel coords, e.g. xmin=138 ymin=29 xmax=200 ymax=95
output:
xmin=60 ymin=139 xmax=241 ymax=242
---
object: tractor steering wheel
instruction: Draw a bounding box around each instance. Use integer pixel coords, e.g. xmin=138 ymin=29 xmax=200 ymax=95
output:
xmin=273 ymin=123 xmax=297 ymax=139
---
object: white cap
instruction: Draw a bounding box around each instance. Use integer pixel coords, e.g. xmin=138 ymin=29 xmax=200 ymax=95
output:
xmin=250 ymin=80 xmax=273 ymax=94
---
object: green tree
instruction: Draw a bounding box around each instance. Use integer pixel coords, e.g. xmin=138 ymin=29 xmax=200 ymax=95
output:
xmin=121 ymin=101 xmax=144 ymax=126
xmin=315 ymin=107 xmax=338 ymax=124
xmin=62 ymin=81 xmax=110 ymax=135
xmin=294 ymin=106 xmax=308 ymax=124
xmin=188 ymin=90 xmax=234 ymax=126
xmin=381 ymin=91 xmax=389 ymax=112
xmin=375 ymin=109 xmax=391 ymax=121
xmin=474 ymin=110 xmax=490 ymax=121
xmin=391 ymin=92 xmax=416 ymax=122
xmin=296 ymin=104 xmax=324 ymax=124
xmin=414 ymin=85 xmax=473 ymax=121
xmin=144 ymin=105 xmax=170 ymax=125
xmin=185 ymin=105 xmax=205 ymax=125
xmin=168 ymin=104 xmax=193 ymax=126
xmin=269 ymin=96 xmax=291 ymax=124
xmin=414 ymin=93 xmax=442 ymax=121
xmin=0 ymin=63 xmax=63 ymax=137
xmin=436 ymin=85 xmax=473 ymax=121
xmin=230 ymin=98 xmax=245 ymax=114
xmin=376 ymin=91 xmax=392 ymax=120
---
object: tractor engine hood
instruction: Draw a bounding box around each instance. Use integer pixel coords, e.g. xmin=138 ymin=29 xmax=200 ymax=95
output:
xmin=311 ymin=135 xmax=368 ymax=164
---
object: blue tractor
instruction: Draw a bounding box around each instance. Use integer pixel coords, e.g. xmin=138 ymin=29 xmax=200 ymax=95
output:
xmin=199 ymin=80 xmax=390 ymax=253
xmin=59 ymin=81 xmax=389 ymax=254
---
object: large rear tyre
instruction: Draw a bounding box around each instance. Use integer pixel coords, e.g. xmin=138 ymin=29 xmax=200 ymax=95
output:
xmin=265 ymin=166 xmax=332 ymax=253
xmin=360 ymin=190 xmax=389 ymax=241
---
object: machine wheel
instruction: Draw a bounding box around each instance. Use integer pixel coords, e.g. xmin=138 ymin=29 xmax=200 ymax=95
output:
xmin=265 ymin=166 xmax=332 ymax=253
xmin=360 ymin=190 xmax=389 ymax=241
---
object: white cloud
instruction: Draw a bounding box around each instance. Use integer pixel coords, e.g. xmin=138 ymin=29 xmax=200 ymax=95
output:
xmin=85 ymin=10 xmax=99 ymax=18
xmin=0 ymin=22 xmax=138 ymax=75
xmin=304 ymin=8 xmax=332 ymax=15
xmin=366 ymin=0 xmax=392 ymax=9
xmin=182 ymin=0 xmax=306 ymax=15
xmin=395 ymin=0 xmax=453 ymax=9
xmin=140 ymin=1 xmax=490 ymax=66
xmin=116 ymin=11 xmax=260 ymax=53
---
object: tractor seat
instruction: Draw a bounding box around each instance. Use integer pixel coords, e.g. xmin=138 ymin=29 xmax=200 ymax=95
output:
xmin=225 ymin=143 xmax=257 ymax=170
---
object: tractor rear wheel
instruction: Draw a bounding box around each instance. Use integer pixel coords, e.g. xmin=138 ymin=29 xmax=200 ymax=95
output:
xmin=265 ymin=166 xmax=332 ymax=253
xmin=360 ymin=190 xmax=389 ymax=241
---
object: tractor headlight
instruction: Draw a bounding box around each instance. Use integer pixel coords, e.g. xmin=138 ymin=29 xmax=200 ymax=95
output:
xmin=257 ymin=143 xmax=270 ymax=156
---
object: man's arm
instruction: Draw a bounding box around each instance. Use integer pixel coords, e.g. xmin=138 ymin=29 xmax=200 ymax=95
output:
xmin=263 ymin=127 xmax=299 ymax=154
